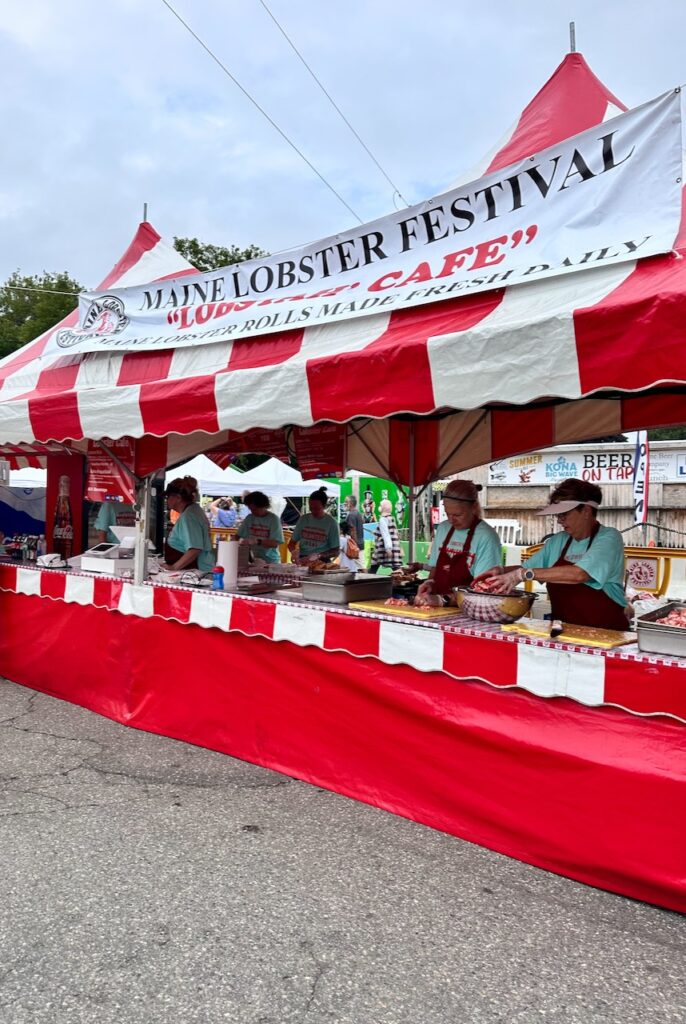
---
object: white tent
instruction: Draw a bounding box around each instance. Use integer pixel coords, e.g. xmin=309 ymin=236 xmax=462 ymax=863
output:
xmin=9 ymin=467 xmax=47 ymax=489
xmin=237 ymin=458 xmax=340 ymax=500
xmin=165 ymin=455 xmax=245 ymax=497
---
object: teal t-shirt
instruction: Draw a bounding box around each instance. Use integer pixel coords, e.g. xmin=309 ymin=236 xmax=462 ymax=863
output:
xmin=428 ymin=518 xmax=503 ymax=578
xmin=168 ymin=502 xmax=216 ymax=572
xmin=237 ymin=511 xmax=283 ymax=563
xmin=525 ymin=524 xmax=626 ymax=607
xmin=291 ymin=513 xmax=340 ymax=557
xmin=93 ymin=501 xmax=120 ymax=548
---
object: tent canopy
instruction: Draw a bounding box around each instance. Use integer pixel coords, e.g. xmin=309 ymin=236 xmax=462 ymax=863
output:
xmin=0 ymin=54 xmax=684 ymax=487
xmin=236 ymin=457 xmax=340 ymax=499
xmin=165 ymin=454 xmax=245 ymax=497
xmin=9 ymin=466 xmax=47 ymax=489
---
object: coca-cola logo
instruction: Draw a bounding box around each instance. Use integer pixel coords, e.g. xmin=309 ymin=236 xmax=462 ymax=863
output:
xmin=55 ymin=296 xmax=129 ymax=349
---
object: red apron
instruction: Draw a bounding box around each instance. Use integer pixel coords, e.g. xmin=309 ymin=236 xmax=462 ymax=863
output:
xmin=546 ymin=523 xmax=628 ymax=630
xmin=433 ymin=519 xmax=478 ymax=595
xmin=164 ymin=539 xmax=198 ymax=569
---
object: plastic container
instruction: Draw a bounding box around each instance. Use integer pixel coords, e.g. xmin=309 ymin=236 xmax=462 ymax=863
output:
xmin=212 ymin=567 xmax=225 ymax=591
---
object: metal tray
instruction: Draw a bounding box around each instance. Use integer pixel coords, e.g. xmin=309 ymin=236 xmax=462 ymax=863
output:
xmin=636 ymin=601 xmax=686 ymax=656
xmin=300 ymin=575 xmax=392 ymax=605
xmin=306 ymin=569 xmax=355 ymax=583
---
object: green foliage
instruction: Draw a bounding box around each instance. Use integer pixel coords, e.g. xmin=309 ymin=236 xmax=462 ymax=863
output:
xmin=173 ymin=237 xmax=267 ymax=273
xmin=0 ymin=270 xmax=83 ymax=360
xmin=648 ymin=427 xmax=686 ymax=441
xmin=577 ymin=434 xmax=628 ymax=443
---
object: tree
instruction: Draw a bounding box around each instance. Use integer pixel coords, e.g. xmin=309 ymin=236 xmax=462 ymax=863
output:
xmin=0 ymin=270 xmax=83 ymax=361
xmin=173 ymin=237 xmax=267 ymax=273
xmin=578 ymin=434 xmax=628 ymax=443
xmin=648 ymin=427 xmax=686 ymax=441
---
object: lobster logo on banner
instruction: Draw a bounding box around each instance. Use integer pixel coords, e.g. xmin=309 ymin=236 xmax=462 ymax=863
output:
xmin=55 ymin=295 xmax=130 ymax=349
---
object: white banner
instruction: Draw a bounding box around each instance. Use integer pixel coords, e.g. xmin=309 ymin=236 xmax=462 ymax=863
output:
xmin=633 ymin=431 xmax=650 ymax=525
xmin=50 ymin=90 xmax=682 ymax=356
xmin=489 ymin=444 xmax=686 ymax=486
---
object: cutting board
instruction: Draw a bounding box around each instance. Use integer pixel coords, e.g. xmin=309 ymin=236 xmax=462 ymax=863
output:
xmin=348 ymin=599 xmax=462 ymax=620
xmin=501 ymin=618 xmax=636 ymax=648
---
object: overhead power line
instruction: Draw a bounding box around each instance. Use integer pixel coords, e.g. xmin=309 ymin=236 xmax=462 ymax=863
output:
xmin=257 ymin=0 xmax=409 ymax=208
xmin=158 ymin=0 xmax=363 ymax=224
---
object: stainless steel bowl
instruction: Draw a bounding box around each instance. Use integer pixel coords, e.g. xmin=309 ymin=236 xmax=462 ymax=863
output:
xmin=455 ymin=587 xmax=537 ymax=624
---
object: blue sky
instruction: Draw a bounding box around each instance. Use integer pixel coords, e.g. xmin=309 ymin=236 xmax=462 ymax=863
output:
xmin=2 ymin=0 xmax=685 ymax=286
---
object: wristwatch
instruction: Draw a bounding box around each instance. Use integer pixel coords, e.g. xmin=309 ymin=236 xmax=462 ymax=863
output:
xmin=522 ymin=568 xmax=535 ymax=582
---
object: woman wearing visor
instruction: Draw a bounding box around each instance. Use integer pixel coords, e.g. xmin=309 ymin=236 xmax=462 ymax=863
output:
xmin=162 ymin=475 xmax=216 ymax=573
xmin=415 ymin=480 xmax=503 ymax=607
xmin=476 ymin=478 xmax=629 ymax=630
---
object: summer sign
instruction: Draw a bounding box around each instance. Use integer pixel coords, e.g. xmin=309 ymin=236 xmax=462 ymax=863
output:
xmin=52 ymin=90 xmax=682 ymax=355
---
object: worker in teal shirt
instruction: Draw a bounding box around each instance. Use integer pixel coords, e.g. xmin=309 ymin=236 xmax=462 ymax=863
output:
xmin=237 ymin=491 xmax=283 ymax=564
xmin=288 ymin=487 xmax=340 ymax=563
xmin=162 ymin=476 xmax=216 ymax=572
xmin=476 ymin=478 xmax=629 ymax=630
xmin=94 ymin=501 xmax=133 ymax=544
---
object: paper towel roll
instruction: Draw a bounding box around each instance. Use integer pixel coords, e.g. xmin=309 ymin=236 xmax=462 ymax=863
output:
xmin=216 ymin=540 xmax=239 ymax=589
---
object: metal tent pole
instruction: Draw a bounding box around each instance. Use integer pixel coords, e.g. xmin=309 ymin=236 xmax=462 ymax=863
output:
xmin=134 ymin=476 xmax=151 ymax=585
xmin=408 ymin=422 xmax=416 ymax=563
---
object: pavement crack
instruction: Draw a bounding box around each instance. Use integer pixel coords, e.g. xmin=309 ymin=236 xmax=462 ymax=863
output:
xmin=65 ymin=761 xmax=294 ymax=793
xmin=298 ymin=940 xmax=329 ymax=1019
xmin=0 ymin=690 xmax=39 ymax=728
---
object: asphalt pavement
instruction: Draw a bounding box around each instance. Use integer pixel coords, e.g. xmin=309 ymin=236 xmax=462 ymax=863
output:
xmin=0 ymin=677 xmax=684 ymax=1024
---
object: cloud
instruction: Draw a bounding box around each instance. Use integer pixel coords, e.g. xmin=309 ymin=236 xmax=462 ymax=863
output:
xmin=2 ymin=0 xmax=686 ymax=285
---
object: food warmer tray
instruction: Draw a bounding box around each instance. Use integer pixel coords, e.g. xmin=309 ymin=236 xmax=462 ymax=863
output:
xmin=300 ymin=574 xmax=392 ymax=605
xmin=636 ymin=602 xmax=686 ymax=657
xmin=638 ymin=598 xmax=686 ymax=655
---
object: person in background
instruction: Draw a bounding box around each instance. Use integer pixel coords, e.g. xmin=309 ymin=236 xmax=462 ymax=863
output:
xmin=94 ymin=501 xmax=134 ymax=544
xmin=415 ymin=480 xmax=502 ymax=606
xmin=237 ymin=491 xmax=283 ymax=564
xmin=162 ymin=475 xmax=216 ymax=572
xmin=368 ymin=499 xmax=402 ymax=574
xmin=210 ymin=497 xmax=237 ymax=529
xmin=344 ymin=495 xmax=365 ymax=550
xmin=288 ymin=487 xmax=340 ymax=564
xmin=235 ymin=492 xmax=251 ymax=523
xmin=338 ymin=520 xmax=362 ymax=571
xmin=476 ymin=477 xmax=629 ymax=630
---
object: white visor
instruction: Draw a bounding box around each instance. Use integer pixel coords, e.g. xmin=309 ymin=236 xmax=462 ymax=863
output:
xmin=536 ymin=499 xmax=600 ymax=516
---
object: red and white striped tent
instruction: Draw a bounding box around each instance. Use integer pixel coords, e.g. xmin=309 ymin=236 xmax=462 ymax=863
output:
xmin=1 ymin=53 xmax=685 ymax=485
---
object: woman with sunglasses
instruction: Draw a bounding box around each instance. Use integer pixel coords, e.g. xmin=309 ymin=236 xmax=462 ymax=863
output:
xmin=415 ymin=479 xmax=502 ymax=607
xmin=476 ymin=478 xmax=628 ymax=629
